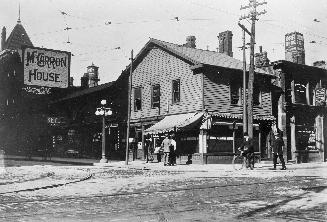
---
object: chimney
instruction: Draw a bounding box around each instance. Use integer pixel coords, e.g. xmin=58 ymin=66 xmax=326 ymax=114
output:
xmin=285 ymin=32 xmax=305 ymax=65
xmin=1 ymin=26 xmax=6 ymax=51
xmin=218 ymin=30 xmax=233 ymax=57
xmin=69 ymin=77 xmax=74 ymax=87
xmin=81 ymin=75 xmax=89 ymax=89
xmin=185 ymin=36 xmax=196 ymax=48
xmin=255 ymin=46 xmax=270 ymax=67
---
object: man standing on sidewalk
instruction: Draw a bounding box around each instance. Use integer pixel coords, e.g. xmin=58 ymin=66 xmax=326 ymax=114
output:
xmin=273 ymin=131 xmax=286 ymax=170
xmin=161 ymin=134 xmax=171 ymax=166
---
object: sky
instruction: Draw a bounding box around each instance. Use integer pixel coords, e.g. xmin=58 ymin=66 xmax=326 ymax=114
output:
xmin=1 ymin=0 xmax=327 ymax=85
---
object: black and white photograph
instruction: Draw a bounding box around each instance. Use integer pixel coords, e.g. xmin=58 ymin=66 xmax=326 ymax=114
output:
xmin=0 ymin=0 xmax=327 ymax=221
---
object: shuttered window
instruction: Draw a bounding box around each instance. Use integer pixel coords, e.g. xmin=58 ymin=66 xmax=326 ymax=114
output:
xmin=172 ymin=79 xmax=180 ymax=103
xmin=152 ymin=84 xmax=160 ymax=108
xmin=134 ymin=87 xmax=142 ymax=111
xmin=230 ymin=79 xmax=242 ymax=105
xmin=253 ymin=84 xmax=262 ymax=106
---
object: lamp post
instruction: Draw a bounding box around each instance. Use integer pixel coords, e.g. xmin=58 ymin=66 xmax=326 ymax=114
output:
xmin=95 ymin=99 xmax=112 ymax=163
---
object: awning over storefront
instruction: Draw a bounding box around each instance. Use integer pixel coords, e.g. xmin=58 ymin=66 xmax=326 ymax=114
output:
xmin=144 ymin=112 xmax=204 ymax=135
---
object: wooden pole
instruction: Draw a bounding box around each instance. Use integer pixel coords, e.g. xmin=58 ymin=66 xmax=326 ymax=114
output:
xmin=125 ymin=50 xmax=133 ymax=165
xmin=242 ymin=29 xmax=248 ymax=134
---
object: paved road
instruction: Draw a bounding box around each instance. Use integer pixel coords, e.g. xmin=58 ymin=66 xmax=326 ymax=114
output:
xmin=1 ymin=165 xmax=326 ymax=222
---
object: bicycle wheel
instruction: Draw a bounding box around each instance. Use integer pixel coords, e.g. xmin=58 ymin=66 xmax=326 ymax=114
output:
xmin=232 ymin=155 xmax=245 ymax=170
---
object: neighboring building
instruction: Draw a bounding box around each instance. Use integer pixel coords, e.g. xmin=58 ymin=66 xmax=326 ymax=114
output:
xmin=48 ymin=68 xmax=129 ymax=159
xmin=285 ymin=32 xmax=305 ymax=65
xmin=126 ymin=37 xmax=276 ymax=164
xmin=272 ymin=60 xmax=327 ymax=163
xmin=0 ymin=17 xmax=73 ymax=156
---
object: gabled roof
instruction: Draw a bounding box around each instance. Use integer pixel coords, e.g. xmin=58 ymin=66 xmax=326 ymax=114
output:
xmin=133 ymin=38 xmax=274 ymax=76
xmin=4 ymin=21 xmax=33 ymax=50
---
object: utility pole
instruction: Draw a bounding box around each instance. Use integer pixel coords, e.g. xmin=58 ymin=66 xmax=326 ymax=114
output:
xmin=125 ymin=50 xmax=133 ymax=165
xmin=239 ymin=0 xmax=267 ymax=139
xmin=238 ymin=26 xmax=249 ymax=134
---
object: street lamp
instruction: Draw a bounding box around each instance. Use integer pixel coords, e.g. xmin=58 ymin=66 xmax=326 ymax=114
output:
xmin=95 ymin=99 xmax=112 ymax=163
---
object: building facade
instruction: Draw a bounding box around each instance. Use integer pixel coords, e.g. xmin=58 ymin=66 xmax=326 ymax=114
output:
xmin=126 ymin=37 xmax=275 ymax=164
xmin=272 ymin=60 xmax=327 ymax=163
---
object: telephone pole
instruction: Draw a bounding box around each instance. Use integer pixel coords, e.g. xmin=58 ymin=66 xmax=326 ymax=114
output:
xmin=125 ymin=50 xmax=133 ymax=165
xmin=239 ymin=0 xmax=267 ymax=139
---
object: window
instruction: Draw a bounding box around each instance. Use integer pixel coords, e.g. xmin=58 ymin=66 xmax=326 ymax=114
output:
xmin=134 ymin=87 xmax=142 ymax=111
xmin=294 ymin=81 xmax=306 ymax=104
xmin=172 ymin=79 xmax=180 ymax=103
xmin=152 ymin=84 xmax=160 ymax=108
xmin=253 ymin=84 xmax=262 ymax=106
xmin=230 ymin=79 xmax=242 ymax=105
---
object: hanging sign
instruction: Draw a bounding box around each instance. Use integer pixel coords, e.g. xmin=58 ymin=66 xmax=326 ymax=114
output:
xmin=23 ymin=46 xmax=71 ymax=88
xmin=315 ymin=88 xmax=326 ymax=106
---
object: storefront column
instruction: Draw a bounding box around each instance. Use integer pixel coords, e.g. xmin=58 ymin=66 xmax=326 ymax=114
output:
xmin=198 ymin=129 xmax=208 ymax=154
xmin=290 ymin=115 xmax=297 ymax=161
xmin=316 ymin=115 xmax=324 ymax=161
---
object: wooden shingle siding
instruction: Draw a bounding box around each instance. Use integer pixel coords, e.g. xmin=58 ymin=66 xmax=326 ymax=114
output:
xmin=203 ymin=71 xmax=272 ymax=115
xmin=130 ymin=48 xmax=202 ymax=121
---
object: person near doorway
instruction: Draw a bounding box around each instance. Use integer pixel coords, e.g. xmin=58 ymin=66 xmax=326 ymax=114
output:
xmin=239 ymin=132 xmax=255 ymax=170
xmin=169 ymin=134 xmax=177 ymax=166
xmin=272 ymin=131 xmax=286 ymax=170
xmin=145 ymin=138 xmax=154 ymax=163
xmin=161 ymin=134 xmax=171 ymax=166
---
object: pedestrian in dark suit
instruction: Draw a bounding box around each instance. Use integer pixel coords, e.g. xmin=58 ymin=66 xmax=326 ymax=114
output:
xmin=239 ymin=132 xmax=255 ymax=170
xmin=272 ymin=131 xmax=286 ymax=170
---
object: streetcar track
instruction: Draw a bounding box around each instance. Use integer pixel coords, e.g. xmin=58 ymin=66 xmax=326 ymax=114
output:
xmin=0 ymin=176 xmax=323 ymax=204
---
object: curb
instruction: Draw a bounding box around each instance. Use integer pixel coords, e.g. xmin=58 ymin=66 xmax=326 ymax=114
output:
xmin=0 ymin=173 xmax=93 ymax=194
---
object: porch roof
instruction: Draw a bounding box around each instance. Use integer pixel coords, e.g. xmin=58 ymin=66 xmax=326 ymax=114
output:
xmin=144 ymin=112 xmax=204 ymax=135
xmin=211 ymin=112 xmax=275 ymax=121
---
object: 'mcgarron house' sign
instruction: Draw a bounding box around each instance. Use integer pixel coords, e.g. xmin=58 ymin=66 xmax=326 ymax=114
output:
xmin=23 ymin=46 xmax=71 ymax=88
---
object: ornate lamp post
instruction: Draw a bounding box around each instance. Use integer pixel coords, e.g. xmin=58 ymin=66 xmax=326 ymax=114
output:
xmin=95 ymin=99 xmax=112 ymax=163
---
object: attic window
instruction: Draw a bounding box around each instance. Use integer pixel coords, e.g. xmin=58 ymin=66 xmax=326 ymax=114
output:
xmin=134 ymin=87 xmax=142 ymax=111
xmin=172 ymin=79 xmax=180 ymax=103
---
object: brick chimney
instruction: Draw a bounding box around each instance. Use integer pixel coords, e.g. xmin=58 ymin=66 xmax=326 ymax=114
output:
xmin=255 ymin=46 xmax=270 ymax=67
xmin=1 ymin=26 xmax=6 ymax=51
xmin=184 ymin=36 xmax=196 ymax=48
xmin=218 ymin=31 xmax=233 ymax=57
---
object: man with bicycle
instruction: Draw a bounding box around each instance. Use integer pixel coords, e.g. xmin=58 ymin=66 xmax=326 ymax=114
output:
xmin=239 ymin=132 xmax=255 ymax=170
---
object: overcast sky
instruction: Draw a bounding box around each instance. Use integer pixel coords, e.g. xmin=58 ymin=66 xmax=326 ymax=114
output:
xmin=1 ymin=0 xmax=327 ymax=85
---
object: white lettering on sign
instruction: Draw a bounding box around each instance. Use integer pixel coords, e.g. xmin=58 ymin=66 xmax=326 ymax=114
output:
xmin=23 ymin=47 xmax=70 ymax=88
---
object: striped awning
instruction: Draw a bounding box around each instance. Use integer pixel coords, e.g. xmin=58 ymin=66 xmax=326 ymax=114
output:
xmin=144 ymin=112 xmax=203 ymax=135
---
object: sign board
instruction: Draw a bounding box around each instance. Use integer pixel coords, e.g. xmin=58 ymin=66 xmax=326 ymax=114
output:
xmin=23 ymin=46 xmax=70 ymax=88
xmin=315 ymin=88 xmax=326 ymax=106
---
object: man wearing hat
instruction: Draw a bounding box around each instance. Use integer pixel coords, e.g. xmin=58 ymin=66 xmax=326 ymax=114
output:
xmin=240 ymin=132 xmax=255 ymax=169
xmin=272 ymin=130 xmax=286 ymax=170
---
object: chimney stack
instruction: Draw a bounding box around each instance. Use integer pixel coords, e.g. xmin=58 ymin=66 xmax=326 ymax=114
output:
xmin=185 ymin=36 xmax=196 ymax=48
xmin=255 ymin=46 xmax=270 ymax=67
xmin=218 ymin=30 xmax=233 ymax=57
xmin=285 ymin=32 xmax=305 ymax=65
xmin=1 ymin=26 xmax=6 ymax=51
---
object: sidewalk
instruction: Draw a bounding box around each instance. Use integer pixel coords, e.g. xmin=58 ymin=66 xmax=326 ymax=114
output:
xmin=4 ymin=155 xmax=99 ymax=166
xmin=4 ymin=154 xmax=327 ymax=175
